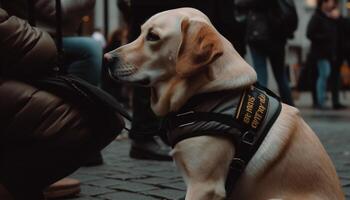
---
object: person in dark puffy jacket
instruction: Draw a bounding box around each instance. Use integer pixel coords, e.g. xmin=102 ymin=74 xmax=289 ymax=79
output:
xmin=0 ymin=3 xmax=123 ymax=200
xmin=307 ymin=0 xmax=340 ymax=109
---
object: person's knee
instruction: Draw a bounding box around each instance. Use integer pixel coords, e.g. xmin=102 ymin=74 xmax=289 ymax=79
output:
xmin=78 ymin=37 xmax=103 ymax=57
xmin=63 ymin=37 xmax=103 ymax=61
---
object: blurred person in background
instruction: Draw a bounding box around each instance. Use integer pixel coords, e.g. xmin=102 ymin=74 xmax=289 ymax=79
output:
xmin=33 ymin=0 xmax=102 ymax=87
xmin=240 ymin=0 xmax=296 ymax=106
xmin=343 ymin=17 xmax=350 ymax=65
xmin=307 ymin=0 xmax=340 ymax=109
xmin=330 ymin=14 xmax=350 ymax=109
xmin=106 ymin=0 xmax=247 ymax=161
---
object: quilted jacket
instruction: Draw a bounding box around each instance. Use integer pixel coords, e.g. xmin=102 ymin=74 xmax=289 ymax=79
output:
xmin=0 ymin=4 xmax=123 ymax=199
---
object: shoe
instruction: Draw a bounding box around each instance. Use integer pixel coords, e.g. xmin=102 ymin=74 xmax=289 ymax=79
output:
xmin=44 ymin=178 xmax=80 ymax=199
xmin=333 ymin=104 xmax=347 ymax=110
xmin=83 ymin=151 xmax=104 ymax=166
xmin=130 ymin=136 xmax=172 ymax=161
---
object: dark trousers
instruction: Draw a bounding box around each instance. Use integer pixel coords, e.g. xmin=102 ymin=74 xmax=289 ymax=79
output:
xmin=311 ymin=64 xmax=319 ymax=106
xmin=330 ymin=59 xmax=342 ymax=106
xmin=330 ymin=53 xmax=350 ymax=106
xmin=303 ymin=53 xmax=319 ymax=106
xmin=129 ymin=87 xmax=162 ymax=140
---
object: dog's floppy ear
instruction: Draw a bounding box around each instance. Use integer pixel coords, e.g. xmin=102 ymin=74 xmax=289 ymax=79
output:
xmin=176 ymin=18 xmax=223 ymax=77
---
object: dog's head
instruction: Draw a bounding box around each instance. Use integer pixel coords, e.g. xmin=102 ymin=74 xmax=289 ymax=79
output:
xmin=105 ymin=8 xmax=224 ymax=86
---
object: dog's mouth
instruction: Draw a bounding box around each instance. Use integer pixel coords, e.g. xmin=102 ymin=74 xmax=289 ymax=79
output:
xmin=114 ymin=63 xmax=138 ymax=77
xmin=107 ymin=64 xmax=150 ymax=87
xmin=107 ymin=61 xmax=136 ymax=80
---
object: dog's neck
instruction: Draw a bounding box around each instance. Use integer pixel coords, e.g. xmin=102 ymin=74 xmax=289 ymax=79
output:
xmin=151 ymin=38 xmax=257 ymax=116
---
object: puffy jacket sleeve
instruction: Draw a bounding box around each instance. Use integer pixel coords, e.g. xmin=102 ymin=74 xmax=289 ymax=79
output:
xmin=0 ymin=8 xmax=57 ymax=77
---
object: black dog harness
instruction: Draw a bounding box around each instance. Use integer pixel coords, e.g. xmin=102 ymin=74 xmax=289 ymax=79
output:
xmin=163 ymin=84 xmax=282 ymax=196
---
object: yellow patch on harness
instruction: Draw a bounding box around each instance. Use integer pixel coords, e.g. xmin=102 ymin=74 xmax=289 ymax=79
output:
xmin=236 ymin=86 xmax=269 ymax=132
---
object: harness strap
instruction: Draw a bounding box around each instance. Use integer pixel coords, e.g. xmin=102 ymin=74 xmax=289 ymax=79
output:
xmin=168 ymin=111 xmax=245 ymax=132
xmin=165 ymin=111 xmax=246 ymax=147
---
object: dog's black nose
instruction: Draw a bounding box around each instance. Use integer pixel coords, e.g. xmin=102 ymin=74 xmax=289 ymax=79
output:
xmin=104 ymin=53 xmax=121 ymax=82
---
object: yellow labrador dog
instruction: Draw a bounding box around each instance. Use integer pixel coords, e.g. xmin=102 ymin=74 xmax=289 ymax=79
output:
xmin=105 ymin=8 xmax=344 ymax=200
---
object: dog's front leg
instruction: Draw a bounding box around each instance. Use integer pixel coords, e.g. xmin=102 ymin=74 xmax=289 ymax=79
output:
xmin=171 ymin=136 xmax=235 ymax=200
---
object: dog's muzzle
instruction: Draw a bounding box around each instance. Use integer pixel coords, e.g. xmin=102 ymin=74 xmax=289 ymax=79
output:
xmin=105 ymin=54 xmax=135 ymax=79
xmin=104 ymin=54 xmax=151 ymax=86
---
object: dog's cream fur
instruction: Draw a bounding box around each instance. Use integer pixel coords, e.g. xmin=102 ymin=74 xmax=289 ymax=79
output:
xmin=106 ymin=8 xmax=344 ymax=200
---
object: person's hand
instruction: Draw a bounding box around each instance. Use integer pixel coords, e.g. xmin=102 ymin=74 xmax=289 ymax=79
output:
xmin=328 ymin=8 xmax=340 ymax=19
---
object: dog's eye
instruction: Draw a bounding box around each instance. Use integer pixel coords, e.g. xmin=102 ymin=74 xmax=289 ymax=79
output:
xmin=146 ymin=31 xmax=160 ymax=42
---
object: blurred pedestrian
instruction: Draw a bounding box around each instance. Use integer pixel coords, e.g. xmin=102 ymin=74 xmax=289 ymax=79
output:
xmin=34 ymin=0 xmax=102 ymax=87
xmin=330 ymin=15 xmax=350 ymax=109
xmin=307 ymin=0 xmax=340 ymax=109
xmin=302 ymin=52 xmax=319 ymax=108
xmin=241 ymin=0 xmax=297 ymax=106
xmin=343 ymin=17 xmax=350 ymax=64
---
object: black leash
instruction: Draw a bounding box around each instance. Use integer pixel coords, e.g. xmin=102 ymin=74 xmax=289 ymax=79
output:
xmin=55 ymin=0 xmax=68 ymax=74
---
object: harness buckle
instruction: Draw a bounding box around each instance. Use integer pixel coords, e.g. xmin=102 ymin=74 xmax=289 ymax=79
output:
xmin=242 ymin=130 xmax=256 ymax=146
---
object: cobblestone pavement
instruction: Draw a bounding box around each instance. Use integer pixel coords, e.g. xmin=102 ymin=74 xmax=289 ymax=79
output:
xmin=66 ymin=92 xmax=350 ymax=200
